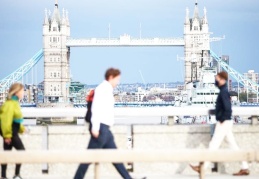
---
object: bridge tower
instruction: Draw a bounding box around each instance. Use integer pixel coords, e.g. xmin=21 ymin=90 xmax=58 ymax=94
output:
xmin=43 ymin=0 xmax=70 ymax=103
xmin=184 ymin=2 xmax=210 ymax=83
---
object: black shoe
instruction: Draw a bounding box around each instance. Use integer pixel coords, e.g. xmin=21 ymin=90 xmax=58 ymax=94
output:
xmin=211 ymin=163 xmax=218 ymax=173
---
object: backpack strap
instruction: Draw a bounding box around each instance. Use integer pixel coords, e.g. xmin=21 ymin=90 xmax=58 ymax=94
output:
xmin=86 ymin=90 xmax=94 ymax=102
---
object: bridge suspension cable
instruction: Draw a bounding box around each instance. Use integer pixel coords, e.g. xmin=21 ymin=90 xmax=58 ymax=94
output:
xmin=210 ymin=50 xmax=259 ymax=95
xmin=0 ymin=49 xmax=44 ymax=93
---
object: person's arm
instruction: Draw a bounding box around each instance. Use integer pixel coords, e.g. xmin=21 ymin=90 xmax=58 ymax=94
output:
xmin=91 ymin=88 xmax=105 ymax=137
xmin=221 ymin=90 xmax=232 ymax=119
xmin=1 ymin=103 xmax=14 ymax=140
xmin=19 ymin=125 xmax=25 ymax=134
xmin=14 ymin=103 xmax=25 ymax=134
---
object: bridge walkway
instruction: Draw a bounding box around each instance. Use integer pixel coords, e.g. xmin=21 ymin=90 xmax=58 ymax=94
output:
xmin=27 ymin=174 xmax=259 ymax=179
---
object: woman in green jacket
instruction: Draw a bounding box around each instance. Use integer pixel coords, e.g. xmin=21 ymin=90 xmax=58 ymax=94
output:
xmin=0 ymin=83 xmax=25 ymax=179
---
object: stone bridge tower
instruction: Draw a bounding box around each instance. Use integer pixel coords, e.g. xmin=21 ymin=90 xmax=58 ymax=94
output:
xmin=184 ymin=2 xmax=210 ymax=83
xmin=43 ymin=0 xmax=70 ymax=103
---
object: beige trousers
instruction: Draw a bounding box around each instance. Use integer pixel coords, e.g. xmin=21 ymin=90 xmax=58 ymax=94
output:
xmin=204 ymin=120 xmax=249 ymax=170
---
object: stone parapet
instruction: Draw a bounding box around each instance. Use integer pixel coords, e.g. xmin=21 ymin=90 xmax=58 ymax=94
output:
xmin=0 ymin=124 xmax=258 ymax=177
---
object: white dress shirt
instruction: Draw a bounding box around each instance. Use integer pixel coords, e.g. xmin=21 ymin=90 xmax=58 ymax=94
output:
xmin=91 ymin=80 xmax=115 ymax=131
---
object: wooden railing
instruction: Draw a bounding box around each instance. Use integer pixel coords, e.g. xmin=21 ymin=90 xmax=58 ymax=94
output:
xmin=0 ymin=149 xmax=258 ymax=179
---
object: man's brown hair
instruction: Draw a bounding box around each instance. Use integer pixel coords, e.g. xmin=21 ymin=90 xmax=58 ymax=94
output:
xmin=217 ymin=71 xmax=228 ymax=81
xmin=105 ymin=68 xmax=121 ymax=80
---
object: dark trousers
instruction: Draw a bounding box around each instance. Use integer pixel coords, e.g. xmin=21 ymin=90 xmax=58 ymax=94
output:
xmin=1 ymin=134 xmax=25 ymax=177
xmin=74 ymin=124 xmax=131 ymax=179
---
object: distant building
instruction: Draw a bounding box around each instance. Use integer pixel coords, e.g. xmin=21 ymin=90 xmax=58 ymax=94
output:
xmin=243 ymin=70 xmax=259 ymax=103
xmin=161 ymin=95 xmax=175 ymax=102
xmin=1 ymin=85 xmax=39 ymax=105
xmin=37 ymin=91 xmax=44 ymax=104
xmin=134 ymin=87 xmax=149 ymax=102
xmin=0 ymin=91 xmax=7 ymax=105
xmin=23 ymin=84 xmax=38 ymax=103
xmin=114 ymin=92 xmax=135 ymax=103
xmin=229 ymin=79 xmax=233 ymax=92
xmin=244 ymin=70 xmax=259 ymax=84
xmin=212 ymin=55 xmax=229 ymax=73
xmin=184 ymin=2 xmax=210 ymax=83
xmin=211 ymin=55 xmax=232 ymax=90
xmin=37 ymin=82 xmax=44 ymax=103
xmin=43 ymin=2 xmax=71 ymax=103
xmin=177 ymin=85 xmax=185 ymax=91
xmin=38 ymin=81 xmax=44 ymax=92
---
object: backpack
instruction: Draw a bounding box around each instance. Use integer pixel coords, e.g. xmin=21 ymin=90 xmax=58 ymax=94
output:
xmin=85 ymin=90 xmax=95 ymax=123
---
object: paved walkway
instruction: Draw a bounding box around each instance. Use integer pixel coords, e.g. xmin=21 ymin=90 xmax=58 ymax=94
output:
xmin=27 ymin=174 xmax=259 ymax=179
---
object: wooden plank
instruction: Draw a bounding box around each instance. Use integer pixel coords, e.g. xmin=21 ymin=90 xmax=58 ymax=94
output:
xmin=0 ymin=150 xmax=255 ymax=164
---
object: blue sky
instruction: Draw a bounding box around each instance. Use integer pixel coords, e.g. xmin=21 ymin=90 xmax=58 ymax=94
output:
xmin=0 ymin=0 xmax=259 ymax=85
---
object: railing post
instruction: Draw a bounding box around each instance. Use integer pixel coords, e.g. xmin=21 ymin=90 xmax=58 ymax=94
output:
xmin=94 ymin=162 xmax=100 ymax=179
xmin=42 ymin=124 xmax=49 ymax=174
xmin=251 ymin=116 xmax=258 ymax=126
xmin=168 ymin=116 xmax=174 ymax=125
xmin=126 ymin=125 xmax=133 ymax=172
xmin=199 ymin=162 xmax=205 ymax=179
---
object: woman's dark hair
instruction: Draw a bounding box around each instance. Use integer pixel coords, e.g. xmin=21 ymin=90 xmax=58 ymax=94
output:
xmin=105 ymin=68 xmax=121 ymax=80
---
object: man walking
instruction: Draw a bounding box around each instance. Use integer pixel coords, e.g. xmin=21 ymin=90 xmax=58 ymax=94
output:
xmin=190 ymin=71 xmax=249 ymax=176
xmin=74 ymin=68 xmax=136 ymax=179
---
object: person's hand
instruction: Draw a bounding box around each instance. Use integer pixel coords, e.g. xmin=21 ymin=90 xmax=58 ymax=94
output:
xmin=24 ymin=126 xmax=31 ymax=134
xmin=91 ymin=130 xmax=99 ymax=138
xmin=4 ymin=138 xmax=11 ymax=145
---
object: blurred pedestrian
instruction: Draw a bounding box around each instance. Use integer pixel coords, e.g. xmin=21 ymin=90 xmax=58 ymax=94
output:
xmin=74 ymin=68 xmax=145 ymax=179
xmin=0 ymin=83 xmax=26 ymax=179
xmin=190 ymin=72 xmax=249 ymax=176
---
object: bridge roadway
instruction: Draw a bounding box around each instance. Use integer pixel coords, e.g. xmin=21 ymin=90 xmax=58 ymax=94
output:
xmin=65 ymin=36 xmax=224 ymax=47
xmin=26 ymin=174 xmax=259 ymax=179
xmin=66 ymin=36 xmax=184 ymax=47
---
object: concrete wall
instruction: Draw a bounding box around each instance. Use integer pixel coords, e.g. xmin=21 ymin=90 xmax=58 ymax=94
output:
xmin=0 ymin=124 xmax=258 ymax=178
xmin=133 ymin=125 xmax=259 ymax=175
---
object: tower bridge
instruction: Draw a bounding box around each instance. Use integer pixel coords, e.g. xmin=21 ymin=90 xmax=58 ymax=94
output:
xmin=0 ymin=1 xmax=258 ymax=104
